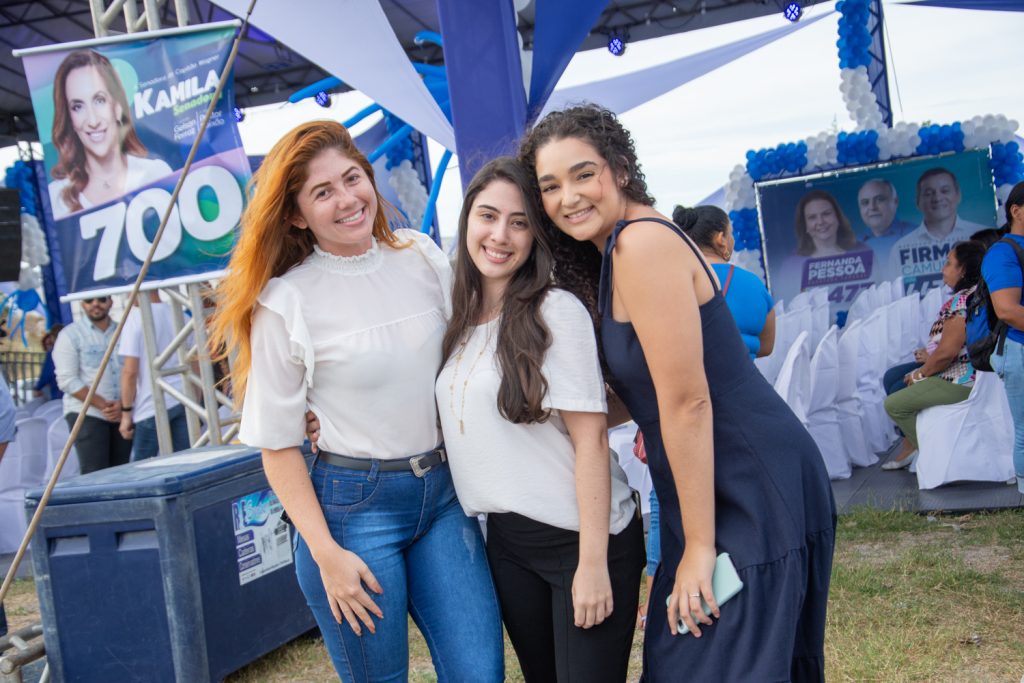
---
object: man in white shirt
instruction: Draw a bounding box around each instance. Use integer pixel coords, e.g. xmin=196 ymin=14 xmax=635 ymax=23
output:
xmin=118 ymin=291 xmax=191 ymax=460
xmin=53 ymin=295 xmax=132 ymax=473
xmin=888 ymin=167 xmax=989 ymax=290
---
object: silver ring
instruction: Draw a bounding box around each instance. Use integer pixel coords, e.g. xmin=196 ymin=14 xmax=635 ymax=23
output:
xmin=689 ymin=593 xmax=700 ymax=598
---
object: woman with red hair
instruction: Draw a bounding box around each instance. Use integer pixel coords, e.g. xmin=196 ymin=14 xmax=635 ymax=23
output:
xmin=210 ymin=120 xmax=502 ymax=681
xmin=47 ymin=49 xmax=171 ymax=218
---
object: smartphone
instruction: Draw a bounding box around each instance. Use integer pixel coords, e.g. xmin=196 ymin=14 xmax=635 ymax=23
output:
xmin=667 ymin=552 xmax=744 ymax=634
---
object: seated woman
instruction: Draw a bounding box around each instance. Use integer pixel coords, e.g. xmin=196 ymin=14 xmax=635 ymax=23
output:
xmin=673 ymin=205 xmax=775 ymax=359
xmin=882 ymin=240 xmax=986 ymax=470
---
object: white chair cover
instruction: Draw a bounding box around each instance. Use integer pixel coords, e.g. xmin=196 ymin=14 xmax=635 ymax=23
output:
xmin=855 ymin=310 xmax=891 ymax=461
xmin=890 ymin=275 xmax=906 ymax=301
xmin=756 ymin=310 xmax=795 ymax=385
xmin=809 ymin=302 xmax=830 ymax=353
xmin=608 ymin=423 xmax=652 ymax=517
xmin=20 ymin=397 xmax=45 ymax=414
xmin=773 ymin=331 xmax=811 ymax=425
xmin=15 ymin=416 xmax=49 ymax=489
xmin=806 ymin=326 xmax=849 ymax=479
xmin=920 ymin=287 xmax=945 ymax=345
xmin=773 ymin=299 xmax=785 ymax=317
xmin=847 ymin=285 xmax=875 ymax=325
xmin=809 ymin=287 xmax=830 ymax=309
xmin=884 ymin=301 xmax=904 ymax=368
xmin=836 ymin=320 xmax=873 ymax=469
xmin=788 ymin=290 xmax=812 ymax=312
xmin=898 ymin=294 xmax=921 ymax=363
xmin=874 ymin=281 xmax=893 ymax=307
xmin=33 ymin=399 xmax=64 ymax=424
xmin=45 ymin=417 xmax=80 ymax=483
xmin=915 ymin=372 xmax=1015 ymax=489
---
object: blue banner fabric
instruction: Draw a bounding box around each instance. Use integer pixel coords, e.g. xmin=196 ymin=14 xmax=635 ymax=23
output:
xmin=437 ymin=0 xmax=527 ymax=187
xmin=527 ymin=0 xmax=610 ymax=122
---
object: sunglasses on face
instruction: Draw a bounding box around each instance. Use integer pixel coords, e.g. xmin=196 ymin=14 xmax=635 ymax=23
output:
xmin=83 ymin=297 xmax=110 ymax=304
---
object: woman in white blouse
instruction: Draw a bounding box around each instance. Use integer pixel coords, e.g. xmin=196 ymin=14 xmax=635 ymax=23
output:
xmin=436 ymin=157 xmax=644 ymax=681
xmin=211 ymin=121 xmax=503 ymax=682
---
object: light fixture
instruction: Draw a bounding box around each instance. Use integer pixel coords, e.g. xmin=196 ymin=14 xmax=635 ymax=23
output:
xmin=783 ymin=2 xmax=802 ymax=22
xmin=315 ymin=91 xmax=331 ymax=108
xmin=232 ymin=107 xmax=245 ymax=123
xmin=607 ymin=30 xmax=627 ymax=57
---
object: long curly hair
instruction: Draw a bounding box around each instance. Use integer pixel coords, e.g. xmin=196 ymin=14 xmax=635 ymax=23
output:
xmin=51 ymin=49 xmax=149 ymax=213
xmin=518 ymin=103 xmax=653 ymax=343
xmin=209 ymin=120 xmax=404 ymax=404
xmin=794 ymin=189 xmax=859 ymax=256
xmin=442 ymin=157 xmax=556 ymax=424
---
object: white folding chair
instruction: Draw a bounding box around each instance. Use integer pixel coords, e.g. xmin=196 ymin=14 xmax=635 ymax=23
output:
xmin=915 ymin=372 xmax=1015 ymax=489
xmin=855 ymin=310 xmax=890 ymax=461
xmin=836 ymin=320 xmax=873 ymax=469
xmin=15 ymin=416 xmax=49 ymax=489
xmin=920 ymin=287 xmax=945 ymax=344
xmin=898 ymin=294 xmax=921 ymax=363
xmin=809 ymin=287 xmax=830 ymax=309
xmin=890 ymin=275 xmax=905 ymax=301
xmin=788 ymin=290 xmax=812 ymax=312
xmin=806 ymin=326 xmax=849 ymax=479
xmin=846 ymin=284 xmax=875 ymax=325
xmin=884 ymin=301 xmax=904 ymax=368
xmin=773 ymin=331 xmax=811 ymax=425
xmin=33 ymin=399 xmax=64 ymax=424
xmin=45 ymin=416 xmax=80 ymax=482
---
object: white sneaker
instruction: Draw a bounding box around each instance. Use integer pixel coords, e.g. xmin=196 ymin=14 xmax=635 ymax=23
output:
xmin=881 ymin=450 xmax=918 ymax=470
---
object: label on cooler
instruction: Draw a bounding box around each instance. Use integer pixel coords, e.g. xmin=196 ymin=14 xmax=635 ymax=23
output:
xmin=231 ymin=489 xmax=292 ymax=586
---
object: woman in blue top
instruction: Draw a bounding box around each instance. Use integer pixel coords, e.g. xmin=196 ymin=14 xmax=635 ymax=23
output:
xmin=983 ymin=180 xmax=1024 ymax=493
xmin=673 ymin=205 xmax=775 ymax=359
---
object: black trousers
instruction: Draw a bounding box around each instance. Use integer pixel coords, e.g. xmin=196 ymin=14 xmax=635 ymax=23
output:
xmin=486 ymin=510 xmax=645 ymax=683
xmin=66 ymin=414 xmax=132 ymax=474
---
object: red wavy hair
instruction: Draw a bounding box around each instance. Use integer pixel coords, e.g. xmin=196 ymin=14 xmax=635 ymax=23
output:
xmin=210 ymin=120 xmax=404 ymax=403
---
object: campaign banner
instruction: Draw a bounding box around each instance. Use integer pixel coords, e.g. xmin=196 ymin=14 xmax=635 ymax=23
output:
xmin=16 ymin=22 xmax=249 ymax=294
xmin=757 ymin=149 xmax=998 ymax=313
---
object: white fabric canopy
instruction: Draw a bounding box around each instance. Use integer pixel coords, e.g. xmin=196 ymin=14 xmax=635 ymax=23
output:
xmin=542 ymin=11 xmax=832 ymax=118
xmin=210 ymin=0 xmax=455 ymax=149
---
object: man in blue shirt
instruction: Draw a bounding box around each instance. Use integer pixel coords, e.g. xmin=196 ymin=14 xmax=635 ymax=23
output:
xmin=981 ymin=181 xmax=1024 ymax=492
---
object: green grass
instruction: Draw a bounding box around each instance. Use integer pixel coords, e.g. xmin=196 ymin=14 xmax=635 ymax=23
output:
xmin=6 ymin=509 xmax=1023 ymax=681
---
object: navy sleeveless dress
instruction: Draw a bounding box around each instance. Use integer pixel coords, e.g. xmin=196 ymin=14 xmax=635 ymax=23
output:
xmin=599 ymin=219 xmax=836 ymax=682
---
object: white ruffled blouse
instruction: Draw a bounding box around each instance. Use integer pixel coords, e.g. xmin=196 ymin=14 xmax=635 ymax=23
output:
xmin=239 ymin=230 xmax=452 ymax=458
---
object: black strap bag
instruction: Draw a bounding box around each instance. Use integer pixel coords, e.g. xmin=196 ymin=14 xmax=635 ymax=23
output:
xmin=967 ymin=237 xmax=1024 ymax=372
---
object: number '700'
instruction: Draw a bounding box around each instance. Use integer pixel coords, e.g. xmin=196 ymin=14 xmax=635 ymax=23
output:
xmin=79 ymin=166 xmax=243 ymax=281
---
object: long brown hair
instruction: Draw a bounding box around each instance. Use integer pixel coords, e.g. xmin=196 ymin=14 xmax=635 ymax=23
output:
xmin=794 ymin=189 xmax=858 ymax=256
xmin=51 ymin=49 xmax=148 ymax=212
xmin=442 ymin=157 xmax=556 ymax=424
xmin=210 ymin=120 xmax=404 ymax=404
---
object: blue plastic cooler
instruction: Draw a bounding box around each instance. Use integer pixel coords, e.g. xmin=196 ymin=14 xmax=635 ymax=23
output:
xmin=26 ymin=445 xmax=315 ymax=682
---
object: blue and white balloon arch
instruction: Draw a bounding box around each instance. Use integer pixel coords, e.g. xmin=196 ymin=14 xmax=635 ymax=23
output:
xmin=725 ymin=0 xmax=1024 ymax=281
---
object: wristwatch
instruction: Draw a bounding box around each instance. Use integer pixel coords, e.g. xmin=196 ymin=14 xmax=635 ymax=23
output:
xmin=121 ymin=405 xmax=133 ymax=412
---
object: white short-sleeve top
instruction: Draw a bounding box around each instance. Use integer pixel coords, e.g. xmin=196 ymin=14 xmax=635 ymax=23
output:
xmin=239 ymin=229 xmax=452 ymax=458
xmin=436 ymin=288 xmax=636 ymax=533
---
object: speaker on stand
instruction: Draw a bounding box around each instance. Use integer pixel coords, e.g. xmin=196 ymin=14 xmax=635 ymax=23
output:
xmin=0 ymin=189 xmax=21 ymax=282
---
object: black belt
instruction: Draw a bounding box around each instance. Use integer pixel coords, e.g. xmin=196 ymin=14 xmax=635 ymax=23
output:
xmin=318 ymin=446 xmax=447 ymax=478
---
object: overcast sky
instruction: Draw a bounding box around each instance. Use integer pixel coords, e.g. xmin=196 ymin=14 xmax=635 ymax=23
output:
xmin=4 ymin=0 xmax=1020 ymax=247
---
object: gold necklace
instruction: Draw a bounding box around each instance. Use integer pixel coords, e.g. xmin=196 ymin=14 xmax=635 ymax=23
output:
xmin=448 ymin=315 xmax=497 ymax=435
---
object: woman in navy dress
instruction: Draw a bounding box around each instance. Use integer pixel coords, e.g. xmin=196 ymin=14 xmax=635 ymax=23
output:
xmin=520 ymin=104 xmax=836 ymax=682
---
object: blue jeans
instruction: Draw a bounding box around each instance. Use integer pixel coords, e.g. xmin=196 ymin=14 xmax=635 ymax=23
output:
xmin=992 ymin=338 xmax=1024 ymax=493
xmin=294 ymin=458 xmax=503 ymax=682
xmin=883 ymin=362 xmax=922 ymax=396
xmin=132 ymin=403 xmax=190 ymax=461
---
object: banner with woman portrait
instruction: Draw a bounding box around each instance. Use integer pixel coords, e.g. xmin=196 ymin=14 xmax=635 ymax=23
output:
xmin=16 ymin=21 xmax=249 ymax=294
xmin=757 ymin=149 xmax=998 ymax=313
